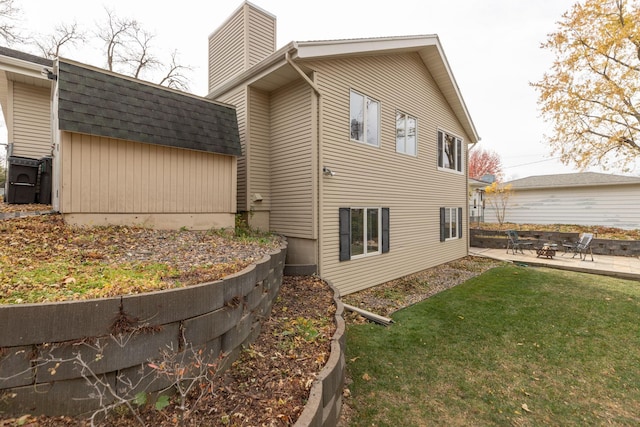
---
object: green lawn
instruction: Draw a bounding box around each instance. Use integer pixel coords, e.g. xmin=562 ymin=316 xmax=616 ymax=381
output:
xmin=345 ymin=265 xmax=640 ymax=426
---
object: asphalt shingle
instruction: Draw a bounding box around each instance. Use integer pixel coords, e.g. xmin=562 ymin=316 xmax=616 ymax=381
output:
xmin=57 ymin=60 xmax=241 ymax=157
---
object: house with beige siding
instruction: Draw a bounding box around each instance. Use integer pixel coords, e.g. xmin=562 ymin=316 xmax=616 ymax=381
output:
xmin=1 ymin=48 xmax=242 ymax=230
xmin=0 ymin=47 xmax=53 ymax=160
xmin=484 ymin=172 xmax=640 ymax=230
xmin=207 ymin=2 xmax=480 ymax=294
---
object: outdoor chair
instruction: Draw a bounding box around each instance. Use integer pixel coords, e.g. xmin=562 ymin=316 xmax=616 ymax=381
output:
xmin=505 ymin=230 xmax=534 ymax=254
xmin=562 ymin=233 xmax=594 ymax=261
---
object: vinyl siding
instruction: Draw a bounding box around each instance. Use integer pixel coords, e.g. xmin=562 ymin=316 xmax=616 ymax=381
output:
xmin=207 ymin=3 xmax=275 ymax=92
xmin=60 ymin=132 xmax=236 ymax=215
xmin=484 ymin=185 xmax=640 ymax=230
xmin=246 ymin=5 xmax=276 ymax=68
xmin=11 ymin=82 xmax=51 ymax=158
xmin=269 ymin=79 xmax=316 ymax=239
xmin=208 ymin=10 xmax=245 ymax=91
xmin=219 ymin=87 xmax=247 ymax=210
xmin=310 ymin=53 xmax=469 ymax=295
xmin=247 ymin=87 xmax=271 ymax=211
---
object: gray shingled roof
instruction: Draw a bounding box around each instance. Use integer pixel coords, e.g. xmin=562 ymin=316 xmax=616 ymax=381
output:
xmin=57 ymin=60 xmax=241 ymax=156
xmin=0 ymin=46 xmax=53 ymax=67
xmin=506 ymin=172 xmax=640 ymax=189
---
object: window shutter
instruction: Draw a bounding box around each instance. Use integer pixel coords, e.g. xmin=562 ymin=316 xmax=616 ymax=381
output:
xmin=437 ymin=131 xmax=443 ymax=167
xmin=382 ymin=207 xmax=390 ymax=253
xmin=456 ymin=138 xmax=462 ymax=172
xmin=458 ymin=207 xmax=463 ymax=239
xmin=339 ymin=208 xmax=351 ymax=261
xmin=440 ymin=207 xmax=446 ymax=242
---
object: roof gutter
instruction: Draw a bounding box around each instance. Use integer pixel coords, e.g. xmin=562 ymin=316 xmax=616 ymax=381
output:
xmin=0 ymin=54 xmax=51 ymax=80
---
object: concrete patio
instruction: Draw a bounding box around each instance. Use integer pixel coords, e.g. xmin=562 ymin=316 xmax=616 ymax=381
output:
xmin=470 ymin=246 xmax=640 ymax=282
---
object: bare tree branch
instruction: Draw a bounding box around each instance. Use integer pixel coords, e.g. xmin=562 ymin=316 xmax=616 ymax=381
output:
xmin=157 ymin=50 xmax=192 ymax=91
xmin=34 ymin=22 xmax=86 ymax=59
xmin=0 ymin=0 xmax=23 ymax=45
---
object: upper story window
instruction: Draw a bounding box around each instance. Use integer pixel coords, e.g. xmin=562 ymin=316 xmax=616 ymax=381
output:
xmin=350 ymin=90 xmax=380 ymax=147
xmin=437 ymin=130 xmax=463 ymax=173
xmin=396 ymin=111 xmax=417 ymax=156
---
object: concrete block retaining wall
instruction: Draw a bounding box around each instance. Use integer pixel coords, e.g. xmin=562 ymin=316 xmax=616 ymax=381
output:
xmin=0 ymin=244 xmax=287 ymax=417
xmin=471 ymin=229 xmax=640 ymax=257
xmin=294 ymin=280 xmax=346 ymax=427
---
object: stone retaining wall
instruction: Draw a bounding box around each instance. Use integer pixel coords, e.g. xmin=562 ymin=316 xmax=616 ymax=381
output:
xmin=471 ymin=229 xmax=640 ymax=257
xmin=294 ymin=280 xmax=346 ymax=427
xmin=0 ymin=243 xmax=287 ymax=417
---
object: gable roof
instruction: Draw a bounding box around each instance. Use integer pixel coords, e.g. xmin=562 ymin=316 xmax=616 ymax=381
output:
xmin=57 ymin=59 xmax=241 ymax=156
xmin=469 ymin=178 xmax=492 ymax=189
xmin=506 ymin=172 xmax=640 ymax=190
xmin=208 ymin=35 xmax=479 ymax=144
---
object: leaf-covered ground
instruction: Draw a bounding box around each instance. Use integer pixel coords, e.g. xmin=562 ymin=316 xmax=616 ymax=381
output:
xmin=0 ymin=214 xmax=282 ymax=304
xmin=1 ymin=275 xmax=336 ymax=427
xmin=474 ymin=222 xmax=640 ymax=240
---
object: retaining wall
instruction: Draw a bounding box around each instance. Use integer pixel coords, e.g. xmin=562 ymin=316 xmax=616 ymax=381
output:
xmin=294 ymin=280 xmax=346 ymax=427
xmin=471 ymin=229 xmax=640 ymax=257
xmin=0 ymin=243 xmax=287 ymax=417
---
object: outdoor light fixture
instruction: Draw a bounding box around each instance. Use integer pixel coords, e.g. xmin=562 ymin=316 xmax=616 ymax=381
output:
xmin=322 ymin=166 xmax=336 ymax=177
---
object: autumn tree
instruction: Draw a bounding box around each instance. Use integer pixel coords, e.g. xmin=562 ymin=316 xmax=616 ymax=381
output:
xmin=484 ymin=181 xmax=513 ymax=226
xmin=533 ymin=0 xmax=640 ymax=172
xmin=468 ymin=148 xmax=503 ymax=181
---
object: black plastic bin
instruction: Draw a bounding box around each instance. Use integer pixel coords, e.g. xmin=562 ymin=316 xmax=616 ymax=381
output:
xmin=38 ymin=156 xmax=53 ymax=204
xmin=7 ymin=156 xmax=39 ymax=204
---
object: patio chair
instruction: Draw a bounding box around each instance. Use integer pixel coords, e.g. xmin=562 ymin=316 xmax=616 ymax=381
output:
xmin=505 ymin=230 xmax=533 ymax=254
xmin=573 ymin=233 xmax=594 ymax=261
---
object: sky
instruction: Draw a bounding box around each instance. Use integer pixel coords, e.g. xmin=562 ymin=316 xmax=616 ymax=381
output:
xmin=8 ymin=0 xmax=637 ymax=180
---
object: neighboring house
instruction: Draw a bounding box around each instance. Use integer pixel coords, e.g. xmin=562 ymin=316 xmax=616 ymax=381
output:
xmin=0 ymin=48 xmax=242 ymax=230
xmin=484 ymin=172 xmax=640 ymax=230
xmin=469 ymin=178 xmax=489 ymax=225
xmin=207 ymin=2 xmax=480 ymax=294
xmin=0 ymin=47 xmax=54 ymax=159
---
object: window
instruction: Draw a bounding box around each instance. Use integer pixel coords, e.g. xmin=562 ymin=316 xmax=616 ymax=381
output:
xmin=396 ymin=111 xmax=417 ymax=155
xmin=437 ymin=130 xmax=463 ymax=172
xmin=350 ymin=90 xmax=380 ymax=146
xmin=440 ymin=207 xmax=463 ymax=241
xmin=339 ymin=207 xmax=390 ymax=261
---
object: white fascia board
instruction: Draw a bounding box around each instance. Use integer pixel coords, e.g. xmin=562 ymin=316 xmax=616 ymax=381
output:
xmin=0 ymin=55 xmax=50 ymax=80
xmin=294 ymin=35 xmax=439 ymax=59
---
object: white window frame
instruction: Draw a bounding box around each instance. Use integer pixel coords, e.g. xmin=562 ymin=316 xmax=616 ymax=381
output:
xmin=350 ymin=207 xmax=382 ymax=259
xmin=349 ymin=89 xmax=380 ymax=147
xmin=396 ymin=110 xmax=418 ymax=156
xmin=437 ymin=129 xmax=463 ymax=174
xmin=443 ymin=207 xmax=459 ymax=241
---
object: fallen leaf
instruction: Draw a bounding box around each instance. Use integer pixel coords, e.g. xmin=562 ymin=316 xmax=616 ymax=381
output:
xmin=522 ymin=403 xmax=532 ymax=413
xmin=362 ymin=373 xmax=371 ymax=381
xmin=63 ymin=277 xmax=76 ymax=284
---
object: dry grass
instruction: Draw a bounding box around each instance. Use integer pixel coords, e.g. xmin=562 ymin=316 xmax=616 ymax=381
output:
xmin=474 ymin=222 xmax=640 ymax=240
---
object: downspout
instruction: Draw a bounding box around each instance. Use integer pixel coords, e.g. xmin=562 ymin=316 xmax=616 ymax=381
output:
xmin=285 ymin=51 xmax=324 ymax=274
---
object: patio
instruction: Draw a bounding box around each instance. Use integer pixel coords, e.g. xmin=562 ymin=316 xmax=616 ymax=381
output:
xmin=470 ymin=246 xmax=640 ymax=282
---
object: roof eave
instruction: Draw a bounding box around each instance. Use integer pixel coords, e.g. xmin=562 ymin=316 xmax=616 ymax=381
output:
xmin=295 ymin=36 xmax=480 ymax=143
xmin=0 ymin=54 xmax=51 ymax=81
xmin=207 ymin=36 xmax=480 ymax=144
